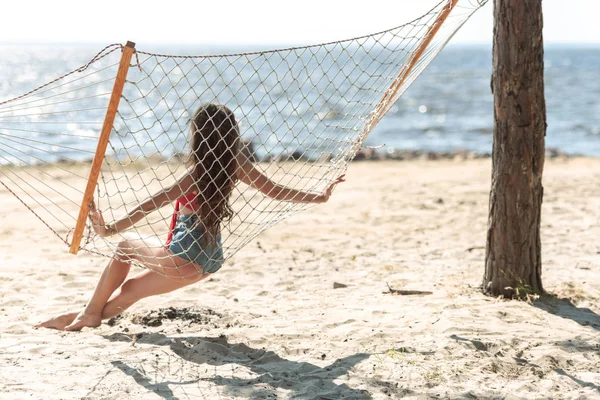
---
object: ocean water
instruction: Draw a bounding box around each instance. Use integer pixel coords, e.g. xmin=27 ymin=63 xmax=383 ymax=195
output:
xmin=1 ymin=43 xmax=599 ymax=164
xmin=371 ymin=44 xmax=600 ymax=156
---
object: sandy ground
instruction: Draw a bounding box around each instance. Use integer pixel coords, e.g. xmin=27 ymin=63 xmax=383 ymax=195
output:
xmin=1 ymin=158 xmax=599 ymax=400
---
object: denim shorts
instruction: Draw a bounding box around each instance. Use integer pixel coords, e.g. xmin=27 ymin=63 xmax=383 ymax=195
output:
xmin=167 ymin=214 xmax=224 ymax=274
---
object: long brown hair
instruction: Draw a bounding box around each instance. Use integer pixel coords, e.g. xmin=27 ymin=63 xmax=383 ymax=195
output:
xmin=188 ymin=103 xmax=240 ymax=244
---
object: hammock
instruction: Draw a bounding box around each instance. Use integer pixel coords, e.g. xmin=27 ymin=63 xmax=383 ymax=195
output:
xmin=0 ymin=0 xmax=488 ymax=277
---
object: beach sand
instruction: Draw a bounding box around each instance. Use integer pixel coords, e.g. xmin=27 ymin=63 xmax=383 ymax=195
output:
xmin=1 ymin=158 xmax=599 ymax=399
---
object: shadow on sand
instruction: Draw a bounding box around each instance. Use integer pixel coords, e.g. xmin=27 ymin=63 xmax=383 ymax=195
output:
xmin=450 ymin=334 xmax=600 ymax=394
xmin=102 ymin=332 xmax=376 ymax=399
xmin=533 ymin=295 xmax=600 ymax=332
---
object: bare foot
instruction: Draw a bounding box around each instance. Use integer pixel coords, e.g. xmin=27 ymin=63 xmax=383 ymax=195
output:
xmin=64 ymin=311 xmax=102 ymax=331
xmin=35 ymin=312 xmax=79 ymax=330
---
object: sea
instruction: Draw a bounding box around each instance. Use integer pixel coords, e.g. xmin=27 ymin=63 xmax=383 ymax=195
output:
xmin=1 ymin=43 xmax=599 ymax=163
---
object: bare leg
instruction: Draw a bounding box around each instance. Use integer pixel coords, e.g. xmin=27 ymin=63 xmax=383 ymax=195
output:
xmin=63 ymin=255 xmax=132 ymax=331
xmin=63 ymin=238 xmax=205 ymax=331
xmin=35 ymin=251 xmax=131 ymax=330
xmin=100 ymin=269 xmax=208 ymax=320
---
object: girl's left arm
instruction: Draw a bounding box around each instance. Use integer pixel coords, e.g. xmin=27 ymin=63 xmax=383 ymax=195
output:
xmin=90 ymin=171 xmax=195 ymax=237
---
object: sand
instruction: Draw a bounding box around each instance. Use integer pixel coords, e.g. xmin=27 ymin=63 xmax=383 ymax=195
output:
xmin=1 ymin=158 xmax=599 ymax=399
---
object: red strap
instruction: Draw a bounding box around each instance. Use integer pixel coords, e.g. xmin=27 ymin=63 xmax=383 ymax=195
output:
xmin=165 ymin=199 xmax=180 ymax=246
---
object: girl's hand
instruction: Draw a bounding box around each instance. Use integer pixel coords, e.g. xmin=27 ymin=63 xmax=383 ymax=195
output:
xmin=314 ymin=174 xmax=346 ymax=203
xmin=88 ymin=201 xmax=116 ymax=237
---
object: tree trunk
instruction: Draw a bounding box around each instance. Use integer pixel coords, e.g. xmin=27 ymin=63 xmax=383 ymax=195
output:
xmin=484 ymin=0 xmax=546 ymax=298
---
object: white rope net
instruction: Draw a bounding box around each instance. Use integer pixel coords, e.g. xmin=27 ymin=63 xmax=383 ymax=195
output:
xmin=0 ymin=0 xmax=487 ymax=277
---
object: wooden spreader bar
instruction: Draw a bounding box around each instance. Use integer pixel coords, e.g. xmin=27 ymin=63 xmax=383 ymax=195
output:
xmin=69 ymin=41 xmax=136 ymax=254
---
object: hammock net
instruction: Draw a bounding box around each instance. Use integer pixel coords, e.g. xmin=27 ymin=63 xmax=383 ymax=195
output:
xmin=0 ymin=0 xmax=487 ymax=277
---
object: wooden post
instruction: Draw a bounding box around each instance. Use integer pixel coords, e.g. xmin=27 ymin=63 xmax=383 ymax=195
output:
xmin=69 ymin=41 xmax=136 ymax=254
xmin=484 ymin=0 xmax=545 ymax=297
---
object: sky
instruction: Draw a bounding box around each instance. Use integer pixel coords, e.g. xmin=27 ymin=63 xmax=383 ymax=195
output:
xmin=0 ymin=0 xmax=599 ymax=46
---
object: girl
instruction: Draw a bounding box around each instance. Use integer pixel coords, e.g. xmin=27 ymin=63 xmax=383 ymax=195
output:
xmin=36 ymin=103 xmax=345 ymax=331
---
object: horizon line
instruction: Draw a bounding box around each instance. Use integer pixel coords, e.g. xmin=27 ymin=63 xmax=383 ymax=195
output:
xmin=1 ymin=40 xmax=599 ymax=47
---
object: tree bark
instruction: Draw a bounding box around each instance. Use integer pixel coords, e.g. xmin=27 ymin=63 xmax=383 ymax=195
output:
xmin=484 ymin=0 xmax=546 ymax=297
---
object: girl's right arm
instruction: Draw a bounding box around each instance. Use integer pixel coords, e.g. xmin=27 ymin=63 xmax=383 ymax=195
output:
xmin=236 ymin=152 xmax=344 ymax=203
